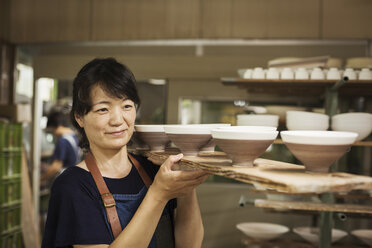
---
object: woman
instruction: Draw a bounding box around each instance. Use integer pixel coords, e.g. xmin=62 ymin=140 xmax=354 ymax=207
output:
xmin=42 ymin=58 xmax=209 ymax=248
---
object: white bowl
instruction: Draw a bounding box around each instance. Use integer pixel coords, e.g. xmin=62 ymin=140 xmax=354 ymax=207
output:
xmin=351 ymin=229 xmax=372 ymax=246
xmin=280 ymin=130 xmax=358 ymax=145
xmin=134 ymin=125 xmax=170 ymax=152
xmin=281 ymin=131 xmax=357 ymax=172
xmin=332 ymin=112 xmax=372 ymax=141
xmin=212 ymin=127 xmax=278 ymax=167
xmin=359 ymin=68 xmax=372 ymax=80
xmin=237 ymin=114 xmax=279 ymax=127
xmin=294 ymin=227 xmax=347 ymax=245
xmin=135 ymin=124 xmax=165 ymax=132
xmin=236 ymin=222 xmax=289 ymax=241
xmin=286 ymin=111 xmax=329 ymax=131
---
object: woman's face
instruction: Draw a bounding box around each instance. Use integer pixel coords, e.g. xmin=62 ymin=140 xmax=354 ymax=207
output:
xmin=75 ymin=84 xmax=136 ymax=152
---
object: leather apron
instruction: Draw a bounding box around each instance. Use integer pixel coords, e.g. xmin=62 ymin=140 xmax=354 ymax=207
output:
xmin=86 ymin=153 xmax=175 ymax=248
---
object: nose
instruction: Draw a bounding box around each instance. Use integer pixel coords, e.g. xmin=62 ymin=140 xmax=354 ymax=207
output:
xmin=109 ymin=107 xmax=125 ymax=126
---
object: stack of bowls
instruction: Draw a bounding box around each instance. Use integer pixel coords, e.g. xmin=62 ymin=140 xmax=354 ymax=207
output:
xmin=237 ymin=114 xmax=279 ymax=128
xmin=331 ymin=112 xmax=372 ymax=141
xmin=211 ymin=126 xmax=278 ymax=167
xmin=286 ymin=111 xmax=329 ymax=131
xmin=280 ymin=131 xmax=358 ymax=173
xmin=134 ymin=125 xmax=171 ymax=152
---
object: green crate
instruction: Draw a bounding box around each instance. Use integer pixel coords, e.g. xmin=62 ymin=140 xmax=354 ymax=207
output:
xmin=0 ymin=226 xmax=22 ymax=248
xmin=0 ymin=177 xmax=21 ymax=208
xmin=0 ymin=123 xmax=23 ymax=149
xmin=0 ymin=152 xmax=22 ymax=180
xmin=0 ymin=203 xmax=21 ymax=236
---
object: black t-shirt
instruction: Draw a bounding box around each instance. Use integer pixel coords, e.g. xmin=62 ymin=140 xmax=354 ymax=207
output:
xmin=42 ymin=154 xmax=176 ymax=248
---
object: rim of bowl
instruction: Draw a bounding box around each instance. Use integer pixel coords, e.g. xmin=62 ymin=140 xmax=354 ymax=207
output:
xmin=215 ymin=126 xmax=277 ymax=131
xmin=237 ymin=114 xmax=279 ymax=119
xmin=286 ymin=111 xmax=329 ymax=118
xmin=280 ymin=130 xmax=358 ymax=145
xmin=332 ymin=112 xmax=372 ymax=120
xmin=135 ymin=125 xmax=165 ymax=132
xmin=164 ymin=125 xmax=212 ymax=134
xmin=212 ymin=129 xmax=278 ymax=140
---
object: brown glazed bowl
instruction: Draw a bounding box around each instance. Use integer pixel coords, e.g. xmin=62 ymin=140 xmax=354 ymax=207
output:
xmin=163 ymin=125 xmax=213 ymax=157
xmin=280 ymin=131 xmax=358 ymax=173
xmin=134 ymin=125 xmax=170 ymax=152
xmin=211 ymin=126 xmax=278 ymax=167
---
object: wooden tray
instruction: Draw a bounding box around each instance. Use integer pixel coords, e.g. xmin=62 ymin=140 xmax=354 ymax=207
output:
xmin=143 ymin=151 xmax=372 ymax=194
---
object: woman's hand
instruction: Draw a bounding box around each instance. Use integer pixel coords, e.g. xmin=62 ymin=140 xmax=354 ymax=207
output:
xmin=150 ymin=154 xmax=209 ymax=203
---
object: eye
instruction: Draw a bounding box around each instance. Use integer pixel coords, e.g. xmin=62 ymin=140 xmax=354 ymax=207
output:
xmin=123 ymin=101 xmax=134 ymax=110
xmin=96 ymin=108 xmax=108 ymax=113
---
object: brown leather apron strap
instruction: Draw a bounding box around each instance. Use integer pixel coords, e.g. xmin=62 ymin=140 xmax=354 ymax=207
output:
xmin=128 ymin=153 xmax=152 ymax=188
xmin=85 ymin=153 xmax=122 ymax=239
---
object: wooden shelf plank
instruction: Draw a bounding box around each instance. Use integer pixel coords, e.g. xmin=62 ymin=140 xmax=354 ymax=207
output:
xmin=255 ymin=199 xmax=372 ymax=215
xmin=144 ymin=151 xmax=372 ymax=194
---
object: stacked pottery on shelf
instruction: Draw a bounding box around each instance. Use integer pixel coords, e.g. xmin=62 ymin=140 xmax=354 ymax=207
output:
xmin=282 ymin=110 xmax=359 ymax=173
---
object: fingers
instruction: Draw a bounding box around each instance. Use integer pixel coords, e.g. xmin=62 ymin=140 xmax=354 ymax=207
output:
xmin=163 ymin=153 xmax=183 ymax=170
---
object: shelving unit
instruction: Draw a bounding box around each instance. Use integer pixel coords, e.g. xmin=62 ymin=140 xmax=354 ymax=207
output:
xmin=220 ymin=77 xmax=372 ymax=248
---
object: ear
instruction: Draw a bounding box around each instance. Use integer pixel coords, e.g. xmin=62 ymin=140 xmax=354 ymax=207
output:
xmin=74 ymin=113 xmax=84 ymax=128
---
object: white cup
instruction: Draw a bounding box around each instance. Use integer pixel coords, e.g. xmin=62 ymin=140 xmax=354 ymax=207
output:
xmin=295 ymin=67 xmax=309 ymax=80
xmin=359 ymin=68 xmax=372 ymax=80
xmin=310 ymin=68 xmax=325 ymax=80
xmin=326 ymin=67 xmax=341 ymax=80
xmin=343 ymin=68 xmax=357 ymax=80
xmin=243 ymin=69 xmax=253 ymax=79
xmin=266 ymin=68 xmax=280 ymax=79
xmin=252 ymin=67 xmax=265 ymax=79
xmin=281 ymin=67 xmax=294 ymax=80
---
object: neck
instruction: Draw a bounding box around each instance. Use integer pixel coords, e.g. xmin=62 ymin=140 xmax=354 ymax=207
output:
xmin=89 ymin=146 xmax=131 ymax=178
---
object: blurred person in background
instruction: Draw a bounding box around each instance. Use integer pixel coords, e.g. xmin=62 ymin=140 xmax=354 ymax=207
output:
xmin=41 ymin=110 xmax=81 ymax=183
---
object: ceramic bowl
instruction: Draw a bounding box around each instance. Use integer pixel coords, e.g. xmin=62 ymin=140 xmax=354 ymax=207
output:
xmin=163 ymin=125 xmax=213 ymax=156
xmin=134 ymin=125 xmax=171 ymax=152
xmin=236 ymin=222 xmax=289 ymax=241
xmin=281 ymin=131 xmax=358 ymax=173
xmin=286 ymin=111 xmax=329 ymax=131
xmin=359 ymin=68 xmax=372 ymax=80
xmin=332 ymin=112 xmax=372 ymax=141
xmin=294 ymin=227 xmax=347 ymax=245
xmin=211 ymin=127 xmax=278 ymax=167
xmin=191 ymin=124 xmax=231 ymax=152
xmin=351 ymin=229 xmax=372 ymax=246
xmin=237 ymin=114 xmax=279 ymax=127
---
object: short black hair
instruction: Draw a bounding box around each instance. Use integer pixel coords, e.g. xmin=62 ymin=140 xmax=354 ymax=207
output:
xmin=47 ymin=111 xmax=70 ymax=128
xmin=70 ymin=58 xmax=141 ymax=150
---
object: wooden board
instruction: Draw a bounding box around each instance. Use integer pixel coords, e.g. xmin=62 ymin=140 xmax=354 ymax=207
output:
xmin=21 ymin=149 xmax=40 ymax=248
xmin=255 ymin=199 xmax=372 ymax=215
xmin=145 ymin=151 xmax=372 ymax=194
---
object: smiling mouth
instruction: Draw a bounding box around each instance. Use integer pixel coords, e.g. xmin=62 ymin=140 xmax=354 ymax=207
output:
xmin=108 ymin=130 xmax=126 ymax=136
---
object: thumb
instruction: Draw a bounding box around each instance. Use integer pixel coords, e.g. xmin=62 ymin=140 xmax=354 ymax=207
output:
xmin=163 ymin=153 xmax=183 ymax=170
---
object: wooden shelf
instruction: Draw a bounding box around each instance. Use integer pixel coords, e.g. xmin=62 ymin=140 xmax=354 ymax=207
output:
xmin=221 ymin=78 xmax=372 ymax=96
xmin=255 ymin=199 xmax=372 ymax=215
xmin=143 ymin=151 xmax=372 ymax=194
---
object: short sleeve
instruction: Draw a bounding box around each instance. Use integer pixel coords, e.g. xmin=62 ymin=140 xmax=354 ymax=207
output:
xmin=51 ymin=138 xmax=68 ymax=162
xmin=42 ymin=169 xmax=112 ymax=247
